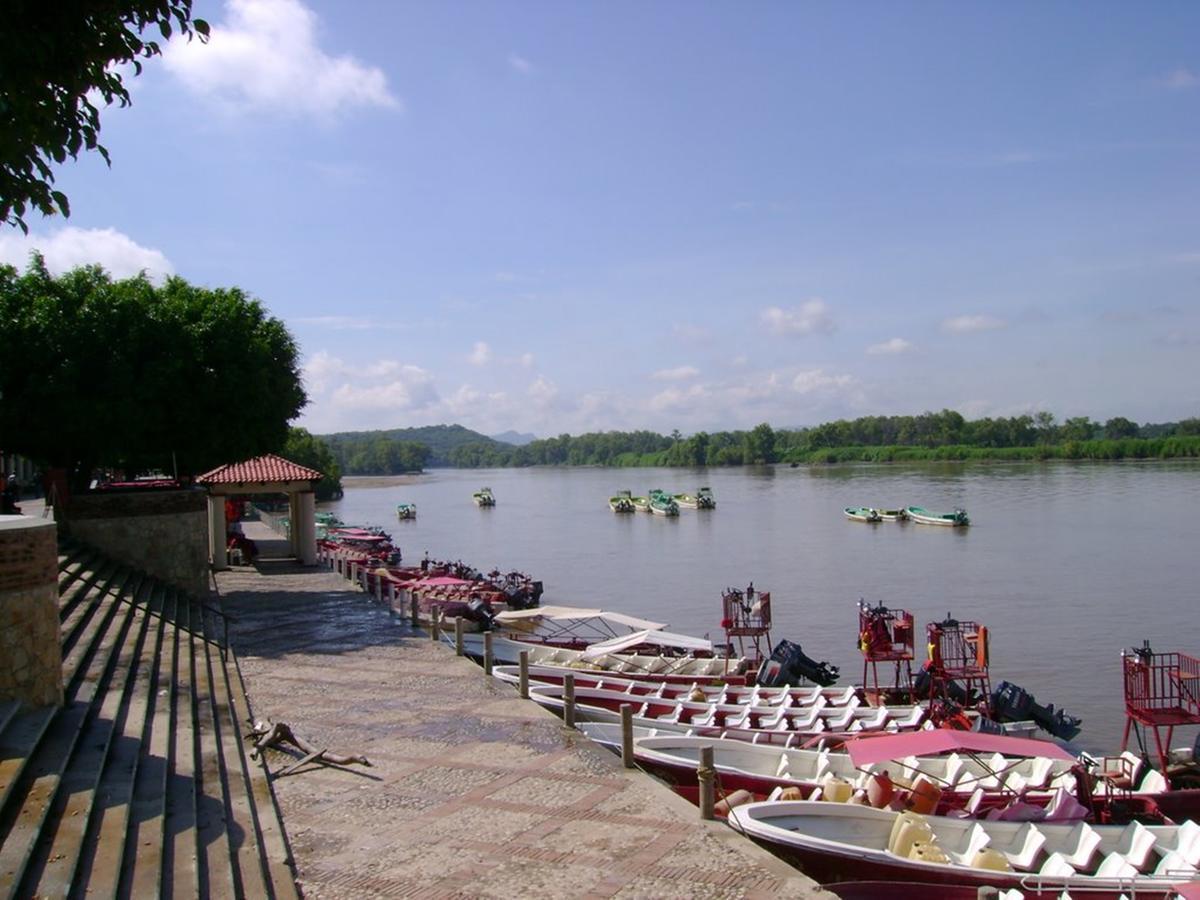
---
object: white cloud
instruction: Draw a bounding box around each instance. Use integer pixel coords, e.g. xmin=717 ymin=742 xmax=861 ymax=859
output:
xmin=469 ymin=341 xmax=492 ymax=366
xmin=652 ymin=365 xmax=700 ymax=381
xmin=1161 ymin=67 xmax=1199 ymax=90
xmin=792 ymin=369 xmax=857 ymax=395
xmin=761 ymin=299 xmax=836 ymax=337
xmin=528 ymin=376 xmax=558 ymax=405
xmin=941 ymin=314 xmax=1006 ymax=334
xmin=867 ymin=337 xmax=913 ymax=355
xmin=0 ymin=226 xmax=174 ymax=281
xmin=164 ymin=0 xmax=400 ymax=117
xmin=518 ymin=352 xmax=535 ymax=368
xmin=508 ymin=53 xmax=533 ymax=74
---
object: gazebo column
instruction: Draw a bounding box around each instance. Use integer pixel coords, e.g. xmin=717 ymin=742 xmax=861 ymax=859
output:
xmin=288 ymin=491 xmax=301 ymax=559
xmin=208 ymin=494 xmax=228 ymax=568
xmin=295 ymin=491 xmax=317 ymax=565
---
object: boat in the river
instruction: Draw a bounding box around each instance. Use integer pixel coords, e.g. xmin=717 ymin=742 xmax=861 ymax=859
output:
xmin=630 ymin=494 xmax=650 ymax=512
xmin=726 ymin=799 xmax=1200 ymax=896
xmin=648 ymin=490 xmax=680 ymax=516
xmin=675 ymin=487 xmax=716 ymax=510
xmin=609 ymin=490 xmax=636 ymax=513
xmin=907 ymin=506 xmax=969 ymax=526
xmin=395 ymin=502 xmax=417 ymax=519
xmin=473 ymin=487 xmax=496 ymax=507
xmin=844 ymin=507 xmax=882 ymax=523
xmin=876 ymin=508 xmax=908 ymax=521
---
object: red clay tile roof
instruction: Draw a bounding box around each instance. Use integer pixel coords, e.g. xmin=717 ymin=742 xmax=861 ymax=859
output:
xmin=197 ymin=453 xmax=323 ymax=485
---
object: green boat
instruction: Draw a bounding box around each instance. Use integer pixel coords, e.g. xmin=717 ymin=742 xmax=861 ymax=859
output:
xmin=675 ymin=486 xmax=716 ymax=510
xmin=630 ymin=494 xmax=650 ymax=512
xmin=396 ymin=502 xmax=417 ymax=520
xmin=875 ymin=507 xmax=908 ymax=521
xmin=906 ymin=506 xmax=969 ymax=527
xmin=844 ymin=506 xmax=882 ymax=523
xmin=473 ymin=487 xmax=496 ymax=507
xmin=609 ymin=490 xmax=636 ymax=513
xmin=648 ymin=489 xmax=679 ymax=517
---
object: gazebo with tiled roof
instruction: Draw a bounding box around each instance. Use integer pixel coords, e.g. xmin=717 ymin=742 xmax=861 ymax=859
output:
xmin=197 ymin=453 xmax=323 ymax=567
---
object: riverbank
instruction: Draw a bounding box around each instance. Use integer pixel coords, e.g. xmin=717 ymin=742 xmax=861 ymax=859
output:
xmin=214 ymin=522 xmax=825 ymax=898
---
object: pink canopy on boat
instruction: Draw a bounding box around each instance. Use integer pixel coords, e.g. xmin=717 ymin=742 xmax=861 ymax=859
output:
xmin=844 ymin=730 xmax=1077 ymax=768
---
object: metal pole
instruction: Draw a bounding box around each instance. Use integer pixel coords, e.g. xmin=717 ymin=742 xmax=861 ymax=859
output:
xmin=431 ymin=606 xmax=441 ymax=641
xmin=483 ymin=631 xmax=494 ymax=675
xmin=518 ymin=650 xmax=529 ymax=698
xmin=621 ymin=705 xmax=635 ymax=769
xmin=455 ymin=615 xmax=465 ymax=656
xmin=698 ymin=746 xmax=715 ymax=820
xmin=563 ymin=673 xmax=576 ymax=729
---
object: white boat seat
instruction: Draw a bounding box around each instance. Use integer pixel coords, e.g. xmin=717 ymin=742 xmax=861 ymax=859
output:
xmin=755 ymin=706 xmax=789 ymax=729
xmin=690 ymin=708 xmax=717 ymax=728
xmin=855 ymin=707 xmax=889 ymax=730
xmin=792 ymin=686 xmax=820 ymax=705
xmin=946 ymin=822 xmax=992 ymax=866
xmin=1052 ymin=821 xmax=1102 ymax=870
xmin=775 ymin=753 xmax=792 ymax=778
xmin=1021 ymin=757 xmax=1055 ymax=790
xmin=824 ymin=706 xmax=857 ymax=730
xmin=767 ymin=785 xmax=786 ymax=801
xmin=887 ymin=707 xmax=925 ymax=730
xmin=1137 ymin=768 xmax=1169 ymax=794
xmin=825 ymin=686 xmax=857 ymax=707
xmin=1154 ymin=850 xmax=1198 ymax=878
xmin=1042 ymin=786 xmax=1090 ymax=822
xmin=1037 ymin=851 xmax=1076 ymax=878
xmin=1096 ymin=820 xmax=1156 ymax=870
xmin=1094 ymin=851 xmax=1138 ymax=879
xmin=1152 ymin=819 xmax=1200 ymax=866
xmin=988 ymin=821 xmax=1046 ymax=871
xmin=788 ymin=707 xmax=822 ymax=731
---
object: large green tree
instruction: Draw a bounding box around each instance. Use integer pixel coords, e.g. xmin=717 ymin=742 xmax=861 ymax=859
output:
xmin=284 ymin=427 xmax=343 ymax=501
xmin=1 ymin=2 xmax=208 ymax=231
xmin=0 ymin=257 xmax=306 ymax=489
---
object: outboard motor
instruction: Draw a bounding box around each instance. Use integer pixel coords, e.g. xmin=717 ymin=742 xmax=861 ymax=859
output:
xmin=464 ymin=596 xmax=496 ymax=630
xmin=756 ymin=639 xmax=840 ymax=688
xmin=990 ymin=680 xmax=1082 ymax=741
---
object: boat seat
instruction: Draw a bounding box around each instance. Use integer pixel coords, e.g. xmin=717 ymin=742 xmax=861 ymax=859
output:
xmin=775 ymin=753 xmax=792 ymax=778
xmin=755 ymin=706 xmax=789 ymax=730
xmin=1150 ymin=819 xmax=1200 ymax=866
xmin=946 ymin=822 xmax=992 ymax=867
xmin=1155 ymin=850 xmax=1199 ymax=878
xmin=824 ymin=706 xmax=857 ymax=731
xmin=1094 ymin=851 xmax=1138 ymax=879
xmin=1037 ymin=852 xmax=1076 ymax=878
xmin=1137 ymin=767 xmax=1169 ymax=794
xmin=788 ymin=707 xmax=822 ymax=731
xmin=887 ymin=707 xmax=925 ymax=730
xmin=983 ymin=821 xmax=1045 ymax=871
xmin=825 ymin=686 xmax=857 ymax=707
xmin=792 ymin=686 xmax=821 ymax=705
xmin=855 ymin=707 xmax=889 ymax=731
xmin=1042 ymin=786 xmax=1090 ymax=822
xmin=1052 ymin=821 xmax=1102 ymax=870
xmin=691 ymin=708 xmax=718 ymax=728
xmin=1021 ymin=757 xmax=1056 ymax=790
xmin=1096 ymin=820 xmax=1156 ymax=871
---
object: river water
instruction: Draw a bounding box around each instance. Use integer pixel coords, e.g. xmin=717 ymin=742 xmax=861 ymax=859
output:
xmin=322 ymin=461 xmax=1200 ymax=754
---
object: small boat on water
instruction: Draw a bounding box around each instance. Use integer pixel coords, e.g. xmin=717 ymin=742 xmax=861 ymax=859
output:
xmin=907 ymin=506 xmax=969 ymax=527
xmin=726 ymin=799 xmax=1200 ymax=896
xmin=473 ymin=487 xmax=496 ymax=507
xmin=648 ymin=489 xmax=680 ymax=517
xmin=844 ymin=507 xmax=882 ymax=523
xmin=609 ymin=490 xmax=636 ymax=513
xmin=876 ymin=508 xmax=908 ymax=521
xmin=395 ymin=502 xmax=417 ymax=519
xmin=675 ymin=487 xmax=716 ymax=509
xmin=630 ymin=494 xmax=650 ymax=512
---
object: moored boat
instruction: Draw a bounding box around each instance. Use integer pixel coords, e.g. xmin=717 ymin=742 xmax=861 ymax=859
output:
xmin=473 ymin=487 xmax=496 ymax=506
xmin=675 ymin=487 xmax=716 ymax=510
xmin=395 ymin=502 xmax=417 ymax=519
xmin=630 ymin=494 xmax=650 ymax=512
xmin=609 ymin=490 xmax=636 ymax=513
xmin=907 ymin=506 xmax=969 ymax=527
xmin=726 ymin=800 xmax=1200 ymax=895
xmin=876 ymin=508 xmax=908 ymax=521
xmin=844 ymin=507 xmax=882 ymax=523
xmin=648 ymin=489 xmax=680 ymax=516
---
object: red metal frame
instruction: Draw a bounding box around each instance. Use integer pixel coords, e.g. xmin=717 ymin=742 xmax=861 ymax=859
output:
xmin=925 ymin=616 xmax=991 ymax=712
xmin=1121 ymin=643 xmax=1200 ymax=775
xmin=857 ymin=601 xmax=915 ymax=697
xmin=722 ymin=585 xmax=772 ymax=670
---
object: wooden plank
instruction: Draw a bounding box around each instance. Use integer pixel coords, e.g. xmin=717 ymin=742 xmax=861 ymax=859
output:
xmin=203 ymin=631 xmax=270 ymax=898
xmin=224 ymin=652 xmax=299 ymax=899
xmin=164 ymin=595 xmax=200 ymax=900
xmin=20 ymin=577 xmax=152 ymax=896
xmin=190 ymin=597 xmax=238 ymax=900
xmin=0 ymin=570 xmax=140 ymax=898
xmin=122 ymin=587 xmax=178 ymax=899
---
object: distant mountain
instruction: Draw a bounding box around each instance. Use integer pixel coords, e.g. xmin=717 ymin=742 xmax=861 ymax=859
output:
xmin=490 ymin=430 xmax=538 ymax=446
xmin=320 ymin=423 xmax=505 ymax=468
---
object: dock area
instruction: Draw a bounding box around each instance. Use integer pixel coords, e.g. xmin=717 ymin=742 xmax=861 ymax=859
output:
xmin=215 ymin=521 xmax=825 ymax=898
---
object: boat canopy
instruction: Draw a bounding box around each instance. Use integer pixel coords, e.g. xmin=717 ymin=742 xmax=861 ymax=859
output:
xmin=580 ymin=629 xmax=713 ymax=658
xmin=494 ymin=606 xmax=667 ymax=632
xmin=844 ymin=730 xmax=1076 ymax=768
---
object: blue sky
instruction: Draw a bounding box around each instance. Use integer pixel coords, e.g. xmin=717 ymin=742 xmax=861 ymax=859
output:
xmin=4 ymin=1 xmax=1198 ymax=436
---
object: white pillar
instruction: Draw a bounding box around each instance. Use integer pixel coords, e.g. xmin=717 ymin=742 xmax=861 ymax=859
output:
xmin=296 ymin=491 xmax=317 ymax=565
xmin=208 ymin=494 xmax=228 ymax=568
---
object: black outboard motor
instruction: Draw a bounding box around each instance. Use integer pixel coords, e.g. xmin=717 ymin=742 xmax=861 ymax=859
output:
xmin=756 ymin=639 xmax=840 ymax=688
xmin=990 ymin=680 xmax=1082 ymax=741
xmin=912 ymin=668 xmax=975 ymax=705
xmin=464 ymin=596 xmax=496 ymax=630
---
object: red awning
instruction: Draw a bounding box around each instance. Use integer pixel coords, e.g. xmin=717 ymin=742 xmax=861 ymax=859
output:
xmin=844 ymin=730 xmax=1077 ymax=768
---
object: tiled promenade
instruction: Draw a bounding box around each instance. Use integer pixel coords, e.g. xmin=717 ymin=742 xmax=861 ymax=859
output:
xmin=214 ymin=522 xmax=826 ymax=899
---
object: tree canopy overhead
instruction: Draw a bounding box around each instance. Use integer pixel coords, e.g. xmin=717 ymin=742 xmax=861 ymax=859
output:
xmin=0 ymin=1 xmax=209 ymax=232
xmin=0 ymin=256 xmax=306 ymax=488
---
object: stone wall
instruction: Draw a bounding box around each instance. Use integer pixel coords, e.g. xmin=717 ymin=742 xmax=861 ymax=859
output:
xmin=65 ymin=489 xmax=209 ymax=598
xmin=0 ymin=517 xmax=63 ymax=708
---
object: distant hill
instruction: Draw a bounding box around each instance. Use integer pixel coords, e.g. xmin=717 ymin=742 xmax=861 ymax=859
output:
xmin=320 ymin=423 xmax=505 ymax=468
xmin=490 ymin=430 xmax=538 ymax=446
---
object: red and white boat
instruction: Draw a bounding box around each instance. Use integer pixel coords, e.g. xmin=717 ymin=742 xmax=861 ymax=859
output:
xmin=727 ymin=799 xmax=1200 ymax=896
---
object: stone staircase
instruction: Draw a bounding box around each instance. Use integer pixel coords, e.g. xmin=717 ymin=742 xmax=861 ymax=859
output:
xmin=0 ymin=540 xmax=297 ymax=898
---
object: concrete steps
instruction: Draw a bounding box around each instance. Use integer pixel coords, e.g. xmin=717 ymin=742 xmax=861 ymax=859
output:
xmin=0 ymin=539 xmax=297 ymax=899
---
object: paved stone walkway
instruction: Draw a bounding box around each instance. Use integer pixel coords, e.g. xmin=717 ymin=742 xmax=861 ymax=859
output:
xmin=214 ymin=524 xmax=826 ymax=899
